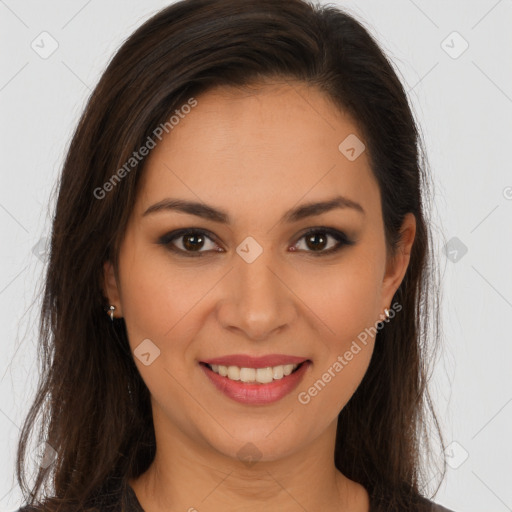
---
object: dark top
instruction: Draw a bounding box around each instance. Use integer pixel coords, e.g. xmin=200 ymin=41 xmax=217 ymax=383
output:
xmin=123 ymin=481 xmax=456 ymax=511
xmin=16 ymin=476 xmax=456 ymax=511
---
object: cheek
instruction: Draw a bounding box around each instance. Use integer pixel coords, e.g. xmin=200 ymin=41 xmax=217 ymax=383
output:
xmin=293 ymin=255 xmax=383 ymax=343
xmin=290 ymin=256 xmax=382 ymax=410
xmin=117 ymin=252 xmax=206 ymax=407
xmin=296 ymin=272 xmax=378 ymax=417
xmin=117 ymin=242 xmax=202 ymax=350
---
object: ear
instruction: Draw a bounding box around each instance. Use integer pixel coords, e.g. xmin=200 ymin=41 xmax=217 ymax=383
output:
xmin=380 ymin=212 xmax=416 ymax=310
xmin=102 ymin=260 xmax=123 ymax=317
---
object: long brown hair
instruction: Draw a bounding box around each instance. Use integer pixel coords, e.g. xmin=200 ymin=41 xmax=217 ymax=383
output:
xmin=15 ymin=0 xmax=447 ymax=509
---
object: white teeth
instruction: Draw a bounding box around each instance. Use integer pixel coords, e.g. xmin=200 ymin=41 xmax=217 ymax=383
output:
xmin=208 ymin=363 xmax=301 ymax=384
xmin=272 ymin=365 xmax=284 ymax=379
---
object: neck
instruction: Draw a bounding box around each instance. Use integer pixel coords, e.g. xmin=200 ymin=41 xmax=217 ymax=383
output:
xmin=129 ymin=412 xmax=369 ymax=512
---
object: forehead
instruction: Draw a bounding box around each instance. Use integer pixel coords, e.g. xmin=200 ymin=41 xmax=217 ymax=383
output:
xmin=135 ymin=81 xmax=380 ymax=222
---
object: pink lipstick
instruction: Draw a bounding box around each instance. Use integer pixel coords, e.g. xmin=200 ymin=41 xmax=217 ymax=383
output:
xmin=199 ymin=355 xmax=311 ymax=405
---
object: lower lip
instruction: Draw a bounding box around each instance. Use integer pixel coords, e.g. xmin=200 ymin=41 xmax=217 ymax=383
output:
xmin=200 ymin=361 xmax=310 ymax=405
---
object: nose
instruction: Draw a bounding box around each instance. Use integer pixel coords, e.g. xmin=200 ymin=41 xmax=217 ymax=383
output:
xmin=216 ymin=245 xmax=297 ymax=341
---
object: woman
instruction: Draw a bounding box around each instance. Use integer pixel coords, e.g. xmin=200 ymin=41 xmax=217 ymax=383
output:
xmin=15 ymin=0 xmax=455 ymax=510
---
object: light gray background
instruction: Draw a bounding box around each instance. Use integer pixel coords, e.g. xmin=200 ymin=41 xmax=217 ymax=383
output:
xmin=1 ymin=1 xmax=511 ymax=511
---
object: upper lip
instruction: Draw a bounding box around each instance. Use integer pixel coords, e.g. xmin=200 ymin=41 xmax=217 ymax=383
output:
xmin=201 ymin=354 xmax=309 ymax=368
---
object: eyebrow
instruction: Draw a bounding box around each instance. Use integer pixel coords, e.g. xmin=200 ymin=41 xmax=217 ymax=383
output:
xmin=142 ymin=195 xmax=365 ymax=224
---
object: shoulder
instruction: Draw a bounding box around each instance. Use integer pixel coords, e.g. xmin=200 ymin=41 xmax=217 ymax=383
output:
xmin=14 ymin=507 xmax=74 ymax=512
xmin=426 ymin=502 xmax=456 ymax=512
xmin=413 ymin=494 xmax=456 ymax=512
xmin=13 ymin=475 xmax=127 ymax=512
xmin=14 ymin=499 xmax=117 ymax=512
xmin=369 ymin=488 xmax=457 ymax=512
xmin=14 ymin=505 xmax=113 ymax=512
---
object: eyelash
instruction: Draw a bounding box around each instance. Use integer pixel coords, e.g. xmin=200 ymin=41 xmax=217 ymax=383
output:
xmin=157 ymin=227 xmax=355 ymax=258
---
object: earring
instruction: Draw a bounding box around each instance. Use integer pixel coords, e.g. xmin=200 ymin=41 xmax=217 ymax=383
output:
xmin=384 ymin=307 xmax=390 ymax=320
xmin=109 ymin=305 xmax=116 ymax=321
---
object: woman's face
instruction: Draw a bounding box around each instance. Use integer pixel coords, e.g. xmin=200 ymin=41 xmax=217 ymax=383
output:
xmin=103 ymin=81 xmax=415 ymax=464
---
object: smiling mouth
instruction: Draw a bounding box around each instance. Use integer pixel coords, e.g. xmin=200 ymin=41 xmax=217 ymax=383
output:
xmin=200 ymin=361 xmax=308 ymax=385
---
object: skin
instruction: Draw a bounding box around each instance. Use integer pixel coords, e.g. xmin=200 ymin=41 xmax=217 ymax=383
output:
xmin=103 ymin=80 xmax=416 ymax=512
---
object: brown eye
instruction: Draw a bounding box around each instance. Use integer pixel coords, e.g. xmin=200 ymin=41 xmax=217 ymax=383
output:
xmin=292 ymin=228 xmax=355 ymax=256
xmin=158 ymin=226 xmax=355 ymax=258
xmin=158 ymin=229 xmax=221 ymax=256
xmin=182 ymin=232 xmax=206 ymax=251
xmin=304 ymin=232 xmax=329 ymax=251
